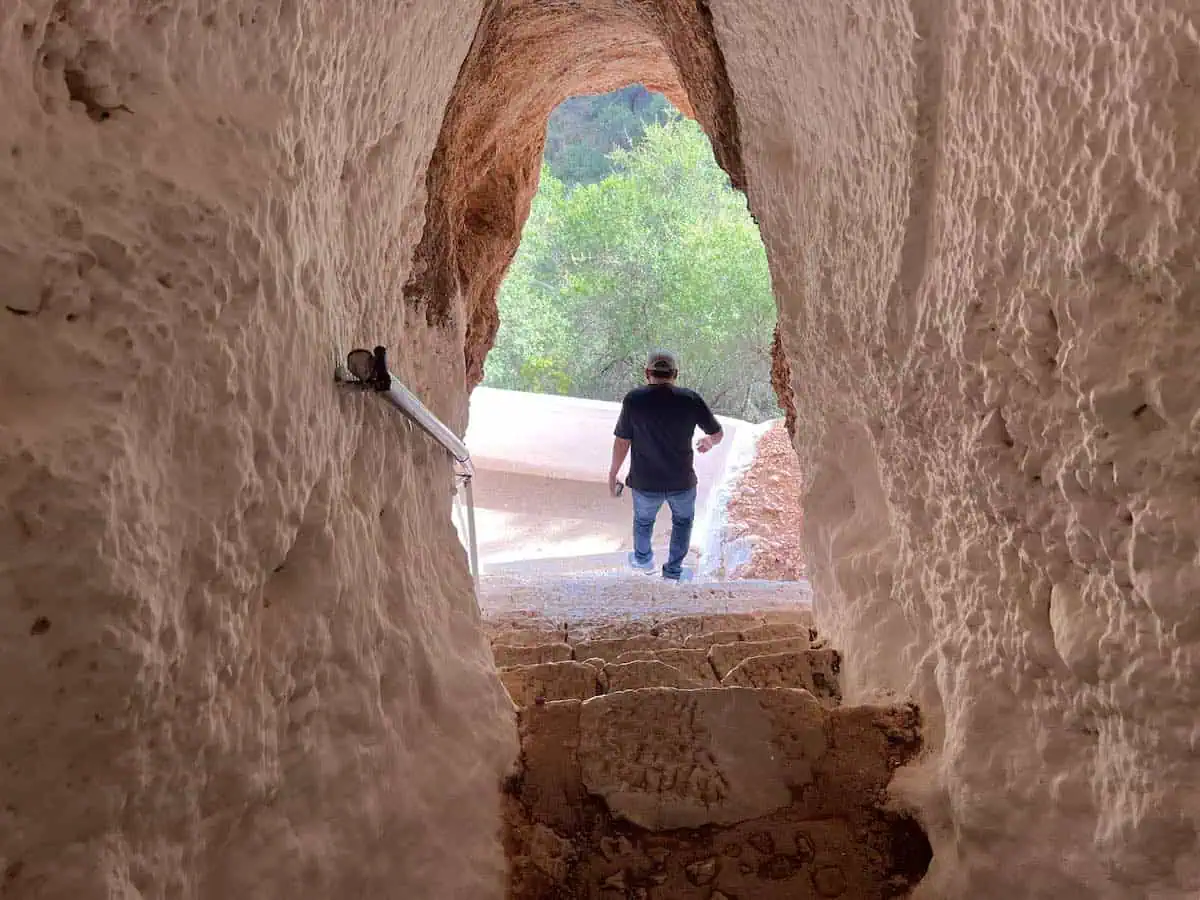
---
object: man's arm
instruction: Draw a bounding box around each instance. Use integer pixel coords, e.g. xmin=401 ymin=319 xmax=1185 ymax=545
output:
xmin=609 ymin=437 xmax=631 ymax=495
xmin=610 ymin=398 xmax=633 ymax=495
xmin=694 ymin=395 xmax=724 ymax=454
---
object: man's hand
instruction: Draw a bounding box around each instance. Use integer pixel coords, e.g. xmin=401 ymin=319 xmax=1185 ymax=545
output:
xmin=696 ymin=428 xmax=724 ymax=454
xmin=609 ymin=436 xmax=631 ymax=496
xmin=608 ymin=471 xmax=623 ymax=497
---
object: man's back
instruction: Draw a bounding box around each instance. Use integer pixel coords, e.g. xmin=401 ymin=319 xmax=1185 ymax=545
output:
xmin=614 ymin=384 xmax=722 ymax=493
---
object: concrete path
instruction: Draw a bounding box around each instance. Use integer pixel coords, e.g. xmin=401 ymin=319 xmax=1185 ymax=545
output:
xmin=467 ymin=468 xmax=693 ymax=572
xmin=459 ymin=387 xmax=750 ymax=573
xmin=465 ymin=386 xmax=745 ymax=485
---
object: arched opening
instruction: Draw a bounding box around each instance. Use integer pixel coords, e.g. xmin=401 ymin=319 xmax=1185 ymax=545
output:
xmin=463 ymin=86 xmax=804 ymax=583
xmin=401 ymin=1 xmax=805 ymax=589
xmin=400 ymin=0 xmax=749 ymax=389
xmin=488 ymin=90 xmax=778 ymax=420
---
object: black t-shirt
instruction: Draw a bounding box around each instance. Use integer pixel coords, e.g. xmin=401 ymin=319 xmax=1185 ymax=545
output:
xmin=614 ymin=384 xmax=722 ymax=492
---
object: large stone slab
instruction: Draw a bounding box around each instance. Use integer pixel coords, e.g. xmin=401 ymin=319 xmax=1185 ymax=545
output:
xmin=708 ymin=637 xmax=816 ymax=679
xmin=741 ymin=621 xmax=815 ymax=642
xmin=604 ymin=659 xmax=703 ymax=692
xmin=500 ymin=661 xmax=599 ymax=706
xmin=722 ymin=649 xmax=842 ymax=707
xmin=578 ymin=687 xmax=827 ymax=830
xmin=572 ymin=633 xmax=676 ymax=661
xmin=683 ymin=628 xmax=746 ymax=649
xmin=614 ymin=647 xmax=719 ymax=685
xmin=492 ymin=642 xmax=572 ymax=668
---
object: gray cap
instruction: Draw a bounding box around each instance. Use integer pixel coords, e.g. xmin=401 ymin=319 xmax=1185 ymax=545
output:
xmin=646 ymin=350 xmax=678 ymax=376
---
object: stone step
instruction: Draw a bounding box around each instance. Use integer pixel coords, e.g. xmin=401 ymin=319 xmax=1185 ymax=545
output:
xmin=485 ymin=624 xmax=566 ymax=646
xmin=708 ymin=636 xmax=823 ymax=680
xmin=498 ymin=651 xmax=843 ymax=710
xmin=505 ymin=687 xmax=930 ymax=899
xmin=742 ymin=621 xmax=815 ymax=642
xmin=488 ymin=610 xmax=818 ymax=657
xmin=499 ymin=661 xmax=600 ymax=707
xmin=651 ymin=612 xmax=773 ymax=643
xmin=603 ymin=659 xmax=702 ymax=691
xmin=491 ymin=641 xmax=572 ymax=668
xmin=613 ymin=648 xmax=720 ymax=685
xmin=683 ymin=628 xmax=746 ymax=648
xmin=722 ymin=649 xmax=842 ymax=707
xmin=573 ymin=633 xmax=676 ymax=660
xmin=679 ymin=620 xmax=816 ymax=649
xmin=496 ymin=630 xmax=842 ymax=708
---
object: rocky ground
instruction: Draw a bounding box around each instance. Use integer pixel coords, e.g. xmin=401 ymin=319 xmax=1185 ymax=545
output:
xmin=723 ymin=421 xmax=806 ymax=582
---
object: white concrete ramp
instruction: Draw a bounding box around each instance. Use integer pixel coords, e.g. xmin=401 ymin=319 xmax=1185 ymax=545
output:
xmin=458 ymin=387 xmax=750 ymax=572
xmin=465 ymin=386 xmax=743 ymax=484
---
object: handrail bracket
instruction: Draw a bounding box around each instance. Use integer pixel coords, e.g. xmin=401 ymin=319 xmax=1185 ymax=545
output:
xmin=337 ymin=345 xmax=480 ymax=591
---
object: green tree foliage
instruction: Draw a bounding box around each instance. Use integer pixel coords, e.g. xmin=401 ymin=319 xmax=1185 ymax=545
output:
xmin=543 ymin=86 xmax=672 ymax=186
xmin=486 ymin=107 xmax=781 ymax=422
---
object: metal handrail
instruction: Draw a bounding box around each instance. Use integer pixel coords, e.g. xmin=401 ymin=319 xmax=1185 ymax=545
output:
xmin=335 ymin=346 xmax=480 ymax=592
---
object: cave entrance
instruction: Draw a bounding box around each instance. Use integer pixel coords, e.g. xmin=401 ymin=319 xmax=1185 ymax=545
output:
xmin=456 ymin=87 xmax=805 ymax=588
xmin=393 ymin=0 xmax=810 ymax=602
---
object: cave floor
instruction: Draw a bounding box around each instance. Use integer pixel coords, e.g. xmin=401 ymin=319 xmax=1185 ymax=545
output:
xmin=478 ymin=571 xmax=812 ymax=630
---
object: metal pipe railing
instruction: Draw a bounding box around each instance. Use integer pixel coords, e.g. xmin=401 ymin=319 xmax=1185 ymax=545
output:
xmin=335 ymin=346 xmax=480 ymax=590
xmin=459 ymin=473 xmax=480 ymax=595
xmin=385 ymin=378 xmax=473 ymax=471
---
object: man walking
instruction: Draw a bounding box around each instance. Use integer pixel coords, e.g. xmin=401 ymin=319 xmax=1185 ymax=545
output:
xmin=609 ymin=350 xmax=724 ymax=581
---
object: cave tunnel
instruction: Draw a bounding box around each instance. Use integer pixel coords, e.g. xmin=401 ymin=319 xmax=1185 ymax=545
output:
xmin=0 ymin=0 xmax=1197 ymax=897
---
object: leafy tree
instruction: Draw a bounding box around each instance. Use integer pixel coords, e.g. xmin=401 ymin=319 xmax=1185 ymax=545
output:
xmin=543 ymin=86 xmax=672 ymax=185
xmin=486 ymin=105 xmax=781 ymax=422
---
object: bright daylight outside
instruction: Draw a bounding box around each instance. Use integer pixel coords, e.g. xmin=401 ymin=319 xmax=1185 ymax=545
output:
xmin=458 ymin=86 xmax=805 ymax=595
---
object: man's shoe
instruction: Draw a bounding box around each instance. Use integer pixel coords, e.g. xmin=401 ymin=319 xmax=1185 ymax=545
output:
xmin=628 ymin=551 xmax=655 ymax=572
xmin=662 ymin=567 xmax=693 ymax=583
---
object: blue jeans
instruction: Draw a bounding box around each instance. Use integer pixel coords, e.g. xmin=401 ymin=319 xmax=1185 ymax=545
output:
xmin=631 ymin=487 xmax=696 ymax=579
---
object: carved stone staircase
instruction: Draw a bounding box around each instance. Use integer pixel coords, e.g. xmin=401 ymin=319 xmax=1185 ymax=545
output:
xmin=484 ymin=583 xmax=931 ymax=899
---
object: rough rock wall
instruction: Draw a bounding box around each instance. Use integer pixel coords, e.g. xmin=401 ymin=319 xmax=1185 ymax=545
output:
xmin=714 ymin=1 xmax=1200 ymax=897
xmin=0 ymin=2 xmax=516 ymax=897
